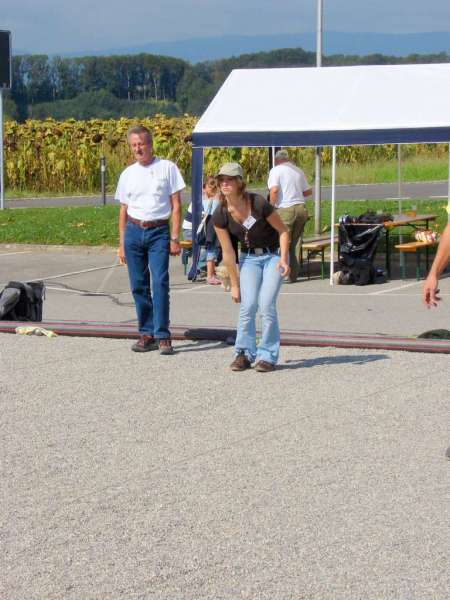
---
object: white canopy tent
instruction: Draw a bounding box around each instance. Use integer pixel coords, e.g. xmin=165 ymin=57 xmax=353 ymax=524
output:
xmin=189 ymin=63 xmax=450 ymax=282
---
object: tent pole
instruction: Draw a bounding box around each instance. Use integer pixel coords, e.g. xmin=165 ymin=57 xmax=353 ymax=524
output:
xmin=397 ymin=144 xmax=402 ymax=214
xmin=187 ymin=146 xmax=204 ymax=280
xmin=448 ymin=143 xmax=450 ymax=223
xmin=329 ymin=146 xmax=336 ymax=285
xmin=397 ymin=144 xmax=405 ymax=275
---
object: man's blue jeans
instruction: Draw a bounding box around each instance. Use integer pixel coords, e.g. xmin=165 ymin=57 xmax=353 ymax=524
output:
xmin=235 ymin=252 xmax=283 ymax=365
xmin=124 ymin=221 xmax=170 ymax=339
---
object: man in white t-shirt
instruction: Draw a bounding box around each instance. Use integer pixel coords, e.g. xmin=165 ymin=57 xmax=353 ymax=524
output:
xmin=268 ymin=149 xmax=312 ymax=283
xmin=115 ymin=125 xmax=185 ymax=354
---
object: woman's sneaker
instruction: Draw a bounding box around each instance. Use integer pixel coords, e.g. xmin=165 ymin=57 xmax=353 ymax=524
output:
xmin=206 ymin=276 xmax=222 ymax=285
xmin=254 ymin=360 xmax=275 ymax=372
xmin=230 ymin=351 xmax=251 ymax=371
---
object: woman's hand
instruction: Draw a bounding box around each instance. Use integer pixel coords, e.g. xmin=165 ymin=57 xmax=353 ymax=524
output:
xmin=277 ymin=259 xmax=290 ymax=278
xmin=231 ymin=285 xmax=241 ymax=303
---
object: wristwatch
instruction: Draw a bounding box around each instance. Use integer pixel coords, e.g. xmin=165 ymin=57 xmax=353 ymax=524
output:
xmin=170 ymin=236 xmax=180 ymax=243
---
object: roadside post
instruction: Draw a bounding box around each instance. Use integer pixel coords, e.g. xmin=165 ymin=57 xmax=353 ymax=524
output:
xmin=100 ymin=156 xmax=106 ymax=205
xmin=0 ymin=30 xmax=12 ymax=211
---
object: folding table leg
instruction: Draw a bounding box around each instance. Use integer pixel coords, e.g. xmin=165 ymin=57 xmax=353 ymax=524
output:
xmin=385 ymin=229 xmax=391 ymax=279
xmin=399 ymin=251 xmax=406 ymax=280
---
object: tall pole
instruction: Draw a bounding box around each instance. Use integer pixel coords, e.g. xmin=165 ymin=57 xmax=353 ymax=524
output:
xmin=314 ymin=0 xmax=323 ymax=234
xmin=397 ymin=144 xmax=402 ymax=215
xmin=329 ymin=145 xmax=336 ymax=285
xmin=0 ymin=89 xmax=4 ymax=210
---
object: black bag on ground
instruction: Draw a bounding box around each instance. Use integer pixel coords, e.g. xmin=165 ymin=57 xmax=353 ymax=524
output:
xmin=338 ymin=215 xmax=384 ymax=286
xmin=0 ymin=281 xmax=45 ymax=321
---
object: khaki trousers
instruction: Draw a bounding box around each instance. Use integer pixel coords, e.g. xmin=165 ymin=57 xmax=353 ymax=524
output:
xmin=277 ymin=203 xmax=309 ymax=282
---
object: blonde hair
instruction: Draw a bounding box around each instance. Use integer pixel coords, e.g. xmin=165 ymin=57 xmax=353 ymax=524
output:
xmin=203 ymin=176 xmax=217 ymax=193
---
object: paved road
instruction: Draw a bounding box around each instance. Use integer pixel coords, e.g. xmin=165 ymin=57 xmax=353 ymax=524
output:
xmin=4 ymin=181 xmax=450 ymax=209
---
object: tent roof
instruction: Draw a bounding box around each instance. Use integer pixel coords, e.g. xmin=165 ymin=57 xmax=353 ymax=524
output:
xmin=192 ymin=63 xmax=450 ymax=147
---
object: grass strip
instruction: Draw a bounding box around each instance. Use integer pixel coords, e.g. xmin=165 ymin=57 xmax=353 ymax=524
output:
xmin=0 ymin=199 xmax=448 ymax=247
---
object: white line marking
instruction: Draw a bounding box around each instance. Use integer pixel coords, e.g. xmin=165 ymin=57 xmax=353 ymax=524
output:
xmin=46 ymin=286 xmax=88 ymax=295
xmin=170 ymin=289 xmax=449 ymax=297
xmin=430 ymin=195 xmax=447 ymax=199
xmin=385 ymin=197 xmax=411 ymax=201
xmin=0 ymin=263 xmax=121 ymax=288
xmin=369 ymin=280 xmax=424 ymax=295
xmin=27 ymin=264 xmax=120 ymax=282
xmin=177 ymin=284 xmax=209 ymax=292
xmin=0 ymin=251 xmax=33 ymax=257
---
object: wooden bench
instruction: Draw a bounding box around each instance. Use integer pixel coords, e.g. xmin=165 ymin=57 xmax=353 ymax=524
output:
xmin=300 ymin=238 xmax=332 ymax=279
xmin=180 ymin=240 xmax=193 ymax=275
xmin=394 ymin=240 xmax=438 ymax=280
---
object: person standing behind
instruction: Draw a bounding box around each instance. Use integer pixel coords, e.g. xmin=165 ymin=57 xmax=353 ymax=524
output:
xmin=182 ymin=176 xmax=221 ymax=284
xmin=268 ymin=149 xmax=312 ymax=283
xmin=116 ymin=125 xmax=185 ymax=355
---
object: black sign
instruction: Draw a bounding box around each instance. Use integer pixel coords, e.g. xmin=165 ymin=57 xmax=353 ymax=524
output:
xmin=0 ymin=31 xmax=11 ymax=89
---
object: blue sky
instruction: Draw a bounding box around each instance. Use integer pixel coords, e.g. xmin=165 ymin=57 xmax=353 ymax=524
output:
xmin=4 ymin=0 xmax=450 ymax=54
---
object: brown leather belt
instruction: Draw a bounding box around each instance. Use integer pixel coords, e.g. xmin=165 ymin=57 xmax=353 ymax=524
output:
xmin=127 ymin=216 xmax=169 ymax=229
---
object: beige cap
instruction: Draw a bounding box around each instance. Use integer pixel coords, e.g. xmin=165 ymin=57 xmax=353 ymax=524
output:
xmin=275 ymin=149 xmax=289 ymax=160
xmin=216 ymin=162 xmax=244 ymax=178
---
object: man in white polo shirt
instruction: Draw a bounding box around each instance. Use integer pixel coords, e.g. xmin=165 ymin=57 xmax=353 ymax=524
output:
xmin=268 ymin=149 xmax=312 ymax=283
xmin=116 ymin=125 xmax=185 ymax=354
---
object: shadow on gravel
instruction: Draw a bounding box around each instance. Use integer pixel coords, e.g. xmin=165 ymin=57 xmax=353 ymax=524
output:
xmin=175 ymin=340 xmax=229 ymax=353
xmin=279 ymin=353 xmax=390 ymax=370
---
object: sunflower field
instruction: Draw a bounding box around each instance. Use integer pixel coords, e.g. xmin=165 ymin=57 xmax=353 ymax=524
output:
xmin=3 ymin=115 xmax=449 ymax=194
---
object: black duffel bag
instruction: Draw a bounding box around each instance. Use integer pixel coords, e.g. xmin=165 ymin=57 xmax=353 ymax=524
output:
xmin=0 ymin=281 xmax=45 ymax=321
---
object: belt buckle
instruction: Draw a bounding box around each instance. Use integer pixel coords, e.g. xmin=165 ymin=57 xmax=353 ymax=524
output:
xmin=254 ymin=248 xmax=263 ymax=256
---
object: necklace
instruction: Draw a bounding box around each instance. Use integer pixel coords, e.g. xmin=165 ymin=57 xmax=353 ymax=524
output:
xmin=227 ymin=195 xmax=252 ymax=246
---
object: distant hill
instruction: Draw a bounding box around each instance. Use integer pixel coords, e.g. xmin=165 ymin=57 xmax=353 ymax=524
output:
xmin=55 ymin=31 xmax=450 ymax=63
xmin=8 ymin=43 xmax=450 ymax=121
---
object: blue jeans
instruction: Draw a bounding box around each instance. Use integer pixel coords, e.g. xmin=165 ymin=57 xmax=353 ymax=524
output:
xmin=124 ymin=222 xmax=170 ymax=339
xmin=235 ymin=253 xmax=283 ymax=365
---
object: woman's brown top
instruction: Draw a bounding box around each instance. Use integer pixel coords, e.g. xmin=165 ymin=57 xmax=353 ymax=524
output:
xmin=212 ymin=193 xmax=279 ymax=252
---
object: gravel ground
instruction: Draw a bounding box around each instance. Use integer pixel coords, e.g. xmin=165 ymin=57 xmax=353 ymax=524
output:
xmin=1 ymin=334 xmax=449 ymax=599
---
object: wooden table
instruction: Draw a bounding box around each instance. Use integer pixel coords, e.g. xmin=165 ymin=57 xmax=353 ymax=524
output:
xmin=384 ymin=214 xmax=437 ymax=278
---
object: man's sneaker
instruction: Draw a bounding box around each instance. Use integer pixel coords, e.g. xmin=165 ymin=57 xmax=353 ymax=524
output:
xmin=254 ymin=360 xmax=275 ymax=373
xmin=131 ymin=335 xmax=158 ymax=353
xmin=230 ymin=351 xmax=251 ymax=371
xmin=159 ymin=338 xmax=175 ymax=355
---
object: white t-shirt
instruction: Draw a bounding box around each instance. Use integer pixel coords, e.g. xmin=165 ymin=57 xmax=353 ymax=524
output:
xmin=115 ymin=157 xmax=185 ymax=220
xmin=267 ymin=162 xmax=311 ymax=209
xmin=182 ymin=195 xmax=220 ymax=230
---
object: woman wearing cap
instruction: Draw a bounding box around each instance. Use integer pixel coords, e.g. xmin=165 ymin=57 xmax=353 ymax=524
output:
xmin=212 ymin=162 xmax=290 ymax=372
